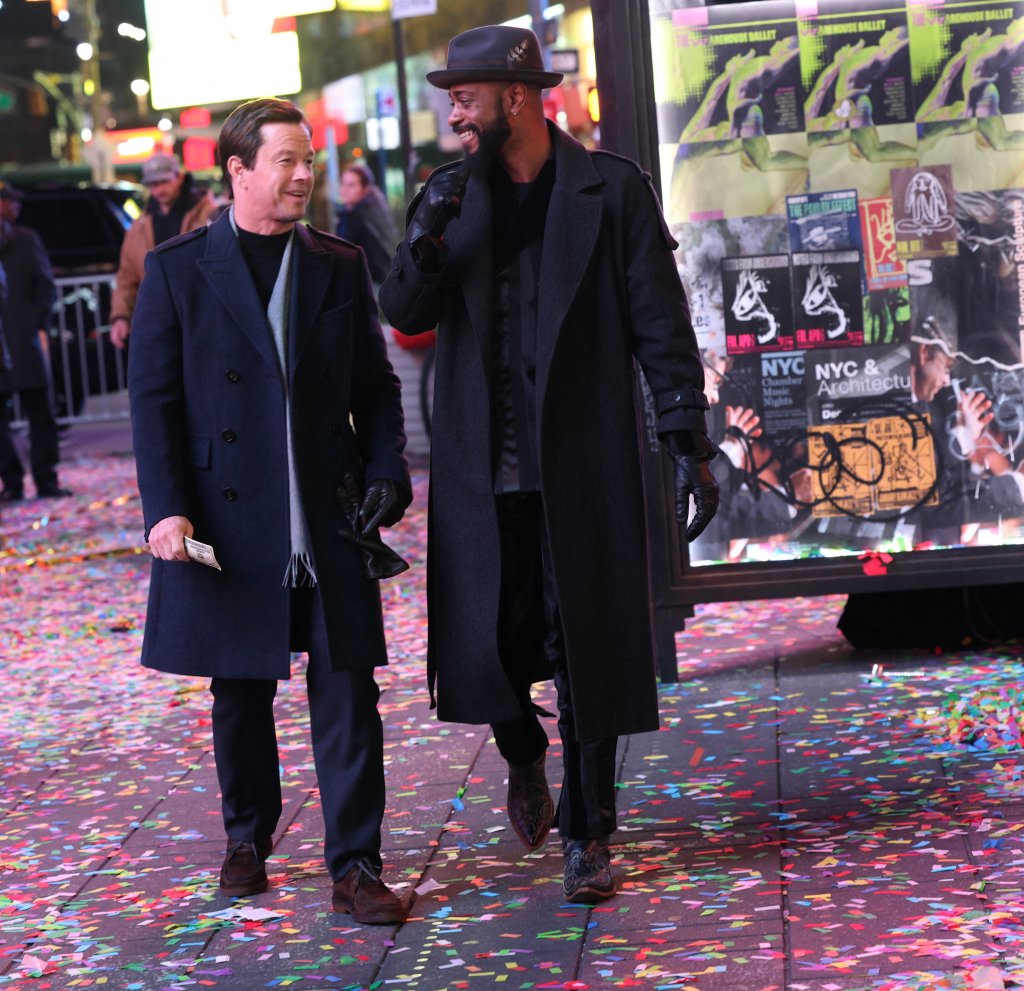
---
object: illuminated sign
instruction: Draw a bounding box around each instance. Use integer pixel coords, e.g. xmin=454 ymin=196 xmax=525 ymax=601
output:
xmin=104 ymin=127 xmax=172 ymax=162
xmin=145 ymin=0 xmax=301 ymax=110
xmin=182 ymin=136 xmax=217 ymax=171
xmin=179 ymin=107 xmax=212 ymax=129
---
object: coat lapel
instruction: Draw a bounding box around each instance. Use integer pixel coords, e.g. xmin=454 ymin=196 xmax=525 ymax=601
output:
xmin=536 ymin=127 xmax=603 ymax=403
xmin=196 ymin=213 xmax=279 ymax=370
xmin=288 ymin=224 xmax=332 ymax=374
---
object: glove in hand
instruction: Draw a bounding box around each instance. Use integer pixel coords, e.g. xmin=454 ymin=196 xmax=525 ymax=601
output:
xmin=357 ymin=478 xmax=404 ymax=536
xmin=673 ymin=456 xmax=720 ymax=542
xmin=336 ymin=474 xmax=409 ymax=581
xmin=408 ymin=165 xmax=469 ymax=248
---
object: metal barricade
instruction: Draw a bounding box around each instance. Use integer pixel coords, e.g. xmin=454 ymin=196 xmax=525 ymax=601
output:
xmin=11 ymin=272 xmax=128 ymax=428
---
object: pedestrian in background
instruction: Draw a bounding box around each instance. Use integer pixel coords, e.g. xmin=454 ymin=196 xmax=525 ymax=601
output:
xmin=128 ymin=98 xmax=413 ymax=923
xmin=0 ymin=181 xmax=67 ymax=502
xmin=110 ymin=152 xmax=217 ymax=349
xmin=380 ymin=25 xmax=719 ymax=903
xmin=335 ymin=161 xmax=399 ymax=285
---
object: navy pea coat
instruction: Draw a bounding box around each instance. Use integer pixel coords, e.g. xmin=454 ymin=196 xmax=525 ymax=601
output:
xmin=129 ymin=213 xmax=409 ymax=679
xmin=379 ymin=124 xmax=709 ymax=741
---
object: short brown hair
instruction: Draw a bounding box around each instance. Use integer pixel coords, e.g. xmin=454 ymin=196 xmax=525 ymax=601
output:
xmin=219 ymin=98 xmax=310 ymax=192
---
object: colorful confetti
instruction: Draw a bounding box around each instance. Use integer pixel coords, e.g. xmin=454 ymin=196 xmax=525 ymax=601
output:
xmin=3 ymin=430 xmax=1024 ymax=990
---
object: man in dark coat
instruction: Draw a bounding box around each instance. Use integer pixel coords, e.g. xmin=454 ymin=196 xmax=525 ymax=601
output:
xmin=379 ymin=25 xmax=719 ymax=903
xmin=0 ymin=181 xmax=66 ymax=502
xmin=129 ymin=98 xmax=412 ymax=923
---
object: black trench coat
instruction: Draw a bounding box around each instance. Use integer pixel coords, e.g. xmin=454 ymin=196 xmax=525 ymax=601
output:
xmin=129 ymin=215 xmax=409 ymax=680
xmin=379 ymin=124 xmax=708 ymax=740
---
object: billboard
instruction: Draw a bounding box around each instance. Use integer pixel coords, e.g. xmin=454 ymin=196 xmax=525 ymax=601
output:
xmin=144 ymin=0 xmax=302 ymax=109
xmin=650 ymin=0 xmax=1024 ymax=566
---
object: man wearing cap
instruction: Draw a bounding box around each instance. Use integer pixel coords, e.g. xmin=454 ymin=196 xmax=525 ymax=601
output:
xmin=380 ymin=25 xmax=719 ymax=903
xmin=0 ymin=181 xmax=67 ymax=501
xmin=110 ymin=152 xmax=217 ymax=349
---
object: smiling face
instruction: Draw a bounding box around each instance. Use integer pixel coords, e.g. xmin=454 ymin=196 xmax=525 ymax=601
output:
xmin=228 ymin=121 xmax=314 ymax=234
xmin=447 ymin=81 xmax=512 ymax=173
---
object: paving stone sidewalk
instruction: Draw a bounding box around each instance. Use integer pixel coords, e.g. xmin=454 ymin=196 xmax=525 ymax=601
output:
xmin=2 ymin=424 xmax=1024 ymax=990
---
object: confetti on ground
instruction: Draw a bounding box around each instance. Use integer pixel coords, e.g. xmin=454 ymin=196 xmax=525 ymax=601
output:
xmin=3 ymin=436 xmax=1024 ymax=989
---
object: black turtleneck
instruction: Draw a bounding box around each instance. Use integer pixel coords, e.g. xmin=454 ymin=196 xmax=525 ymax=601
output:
xmin=236 ymin=227 xmax=291 ymax=310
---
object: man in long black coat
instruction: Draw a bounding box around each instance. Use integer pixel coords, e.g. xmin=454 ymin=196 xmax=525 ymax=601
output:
xmin=129 ymin=99 xmax=412 ymax=923
xmin=0 ymin=182 xmax=65 ymax=501
xmin=379 ymin=25 xmax=719 ymax=903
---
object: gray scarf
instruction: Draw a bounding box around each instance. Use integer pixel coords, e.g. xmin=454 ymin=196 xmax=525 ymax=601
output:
xmin=229 ymin=208 xmax=316 ymax=587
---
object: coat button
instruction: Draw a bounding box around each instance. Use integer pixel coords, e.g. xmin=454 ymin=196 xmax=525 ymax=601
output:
xmin=222 ymin=429 xmax=237 ymax=443
xmin=225 ymin=368 xmax=241 ymax=383
xmin=223 ymin=487 xmax=238 ymax=501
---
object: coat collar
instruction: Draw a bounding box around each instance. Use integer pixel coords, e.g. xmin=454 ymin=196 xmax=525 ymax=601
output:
xmin=197 ymin=213 xmax=332 ymax=376
xmin=536 ymin=124 xmax=604 ymax=399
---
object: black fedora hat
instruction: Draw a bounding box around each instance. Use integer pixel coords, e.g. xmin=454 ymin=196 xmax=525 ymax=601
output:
xmin=426 ymin=25 xmax=563 ymax=90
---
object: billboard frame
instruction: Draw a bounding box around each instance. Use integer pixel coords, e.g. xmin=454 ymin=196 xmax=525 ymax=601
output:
xmin=591 ymin=0 xmax=1024 ymax=682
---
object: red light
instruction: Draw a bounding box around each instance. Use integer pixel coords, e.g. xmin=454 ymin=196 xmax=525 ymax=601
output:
xmin=180 ymin=107 xmax=212 ymax=129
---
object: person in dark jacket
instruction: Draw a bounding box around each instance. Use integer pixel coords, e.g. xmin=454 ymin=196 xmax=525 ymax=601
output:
xmin=335 ymin=162 xmax=399 ymax=284
xmin=0 ymin=181 xmax=65 ymax=501
xmin=379 ymin=25 xmax=719 ymax=904
xmin=128 ymin=98 xmax=413 ymax=923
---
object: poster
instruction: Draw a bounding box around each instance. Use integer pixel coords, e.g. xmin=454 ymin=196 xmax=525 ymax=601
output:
xmin=653 ymin=0 xmax=810 ymax=221
xmin=650 ymin=0 xmax=1024 ymax=566
xmin=798 ymin=0 xmax=918 ymax=201
xmin=891 ymin=164 xmax=959 ymax=258
xmin=791 ymin=249 xmax=866 ymax=347
xmin=721 ymin=254 xmax=796 ymax=353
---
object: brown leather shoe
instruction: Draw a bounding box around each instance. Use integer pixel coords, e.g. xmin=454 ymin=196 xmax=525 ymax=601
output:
xmin=219 ymin=838 xmax=273 ymax=897
xmin=332 ymin=859 xmax=411 ymax=924
xmin=507 ymin=754 xmax=555 ymax=851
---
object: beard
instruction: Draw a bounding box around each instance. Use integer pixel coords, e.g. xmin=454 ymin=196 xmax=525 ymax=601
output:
xmin=460 ymin=102 xmax=512 ymax=178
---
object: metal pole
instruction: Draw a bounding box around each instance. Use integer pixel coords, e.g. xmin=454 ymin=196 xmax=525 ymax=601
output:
xmin=82 ymin=0 xmax=114 ymax=182
xmin=529 ymin=0 xmax=549 ymax=66
xmin=392 ymin=15 xmax=413 ymax=204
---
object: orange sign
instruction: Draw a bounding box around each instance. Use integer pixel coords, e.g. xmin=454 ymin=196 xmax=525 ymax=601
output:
xmin=105 ymin=128 xmax=172 ymax=163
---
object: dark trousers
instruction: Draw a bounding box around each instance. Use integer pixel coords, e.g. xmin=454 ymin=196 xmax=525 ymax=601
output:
xmin=0 ymin=387 xmax=60 ymax=493
xmin=209 ymin=587 xmax=385 ymax=880
xmin=490 ymin=492 xmax=618 ymax=841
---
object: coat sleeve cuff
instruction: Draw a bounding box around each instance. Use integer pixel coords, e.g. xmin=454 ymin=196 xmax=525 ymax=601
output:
xmin=655 ymin=387 xmax=709 ymax=416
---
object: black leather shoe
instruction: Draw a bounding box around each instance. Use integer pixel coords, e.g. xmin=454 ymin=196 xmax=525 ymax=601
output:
xmin=36 ymin=485 xmax=73 ymax=499
xmin=219 ymin=838 xmax=273 ymax=897
xmin=0 ymin=488 xmax=24 ymax=503
xmin=507 ymin=754 xmax=554 ymax=851
xmin=562 ymin=837 xmax=615 ymax=903
xmin=332 ymin=859 xmax=411 ymax=924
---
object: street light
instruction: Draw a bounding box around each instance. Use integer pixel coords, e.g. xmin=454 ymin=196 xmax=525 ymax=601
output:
xmin=130 ymin=77 xmax=150 ymax=119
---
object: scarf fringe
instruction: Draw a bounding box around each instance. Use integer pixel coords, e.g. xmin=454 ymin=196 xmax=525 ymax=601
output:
xmin=282 ymin=553 xmax=318 ymax=589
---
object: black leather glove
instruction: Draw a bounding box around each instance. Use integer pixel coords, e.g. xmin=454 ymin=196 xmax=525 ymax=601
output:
xmin=672 ymin=456 xmax=720 ymax=543
xmin=407 ymin=164 xmax=469 ymax=265
xmin=357 ymin=478 xmax=405 ymax=536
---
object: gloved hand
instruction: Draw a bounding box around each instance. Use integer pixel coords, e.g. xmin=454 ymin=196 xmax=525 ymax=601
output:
xmin=407 ymin=164 xmax=469 ymax=261
xmin=672 ymin=456 xmax=720 ymax=542
xmin=357 ymin=478 xmax=405 ymax=536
